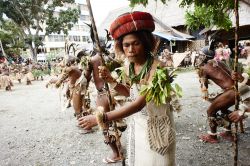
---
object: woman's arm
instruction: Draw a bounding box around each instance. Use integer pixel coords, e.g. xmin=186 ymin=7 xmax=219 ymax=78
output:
xmin=107 ymin=95 xmax=146 ymax=120
xmin=78 ymin=95 xmax=146 ymax=129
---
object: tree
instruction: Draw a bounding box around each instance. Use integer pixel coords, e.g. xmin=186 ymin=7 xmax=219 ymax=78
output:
xmin=181 ymin=0 xmax=234 ymax=30
xmin=0 ymin=0 xmax=80 ymax=61
xmin=0 ymin=20 xmax=26 ymax=59
xmin=129 ymin=0 xmax=236 ymax=30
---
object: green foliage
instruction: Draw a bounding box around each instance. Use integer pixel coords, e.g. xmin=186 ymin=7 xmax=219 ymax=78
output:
xmin=32 ymin=69 xmax=46 ymax=78
xmin=79 ymin=56 xmax=91 ymax=70
xmin=129 ymin=0 xmax=235 ymax=30
xmin=46 ymin=52 xmax=57 ymax=62
xmin=0 ymin=20 xmax=25 ymax=56
xmin=114 ymin=66 xmax=127 ymax=83
xmin=105 ymin=58 xmax=122 ymax=72
xmin=245 ymin=67 xmax=250 ymax=77
xmin=185 ymin=5 xmax=232 ymax=30
xmin=0 ymin=0 xmax=80 ymax=59
xmin=46 ymin=8 xmax=80 ymax=35
xmin=140 ymin=66 xmax=182 ymax=106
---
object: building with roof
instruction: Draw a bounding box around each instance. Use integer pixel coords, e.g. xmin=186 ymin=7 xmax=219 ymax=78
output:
xmin=37 ymin=0 xmax=91 ymax=57
xmin=97 ymin=0 xmax=201 ymax=53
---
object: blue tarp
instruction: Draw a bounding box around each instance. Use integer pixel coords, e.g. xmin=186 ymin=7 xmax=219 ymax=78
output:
xmin=153 ymin=32 xmax=188 ymax=41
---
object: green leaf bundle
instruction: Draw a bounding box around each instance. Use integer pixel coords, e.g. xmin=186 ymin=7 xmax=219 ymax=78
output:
xmin=140 ymin=66 xmax=182 ymax=106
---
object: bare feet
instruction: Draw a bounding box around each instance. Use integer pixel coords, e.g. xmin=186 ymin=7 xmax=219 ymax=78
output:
xmin=219 ymin=132 xmax=234 ymax=142
xmin=199 ymin=134 xmax=219 ymax=143
xmin=102 ymin=156 xmax=122 ymax=164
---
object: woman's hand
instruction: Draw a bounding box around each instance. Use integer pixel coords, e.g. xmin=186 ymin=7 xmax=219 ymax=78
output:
xmin=78 ymin=115 xmax=97 ymax=130
xmin=98 ymin=66 xmax=116 ymax=83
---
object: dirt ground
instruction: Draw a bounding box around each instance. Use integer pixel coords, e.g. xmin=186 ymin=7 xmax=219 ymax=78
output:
xmin=0 ymin=71 xmax=250 ymax=166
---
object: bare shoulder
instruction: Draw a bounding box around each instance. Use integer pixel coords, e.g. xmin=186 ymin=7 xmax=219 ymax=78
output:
xmin=152 ymin=58 xmax=166 ymax=69
xmin=91 ymin=54 xmax=101 ymax=62
xmin=90 ymin=54 xmax=102 ymax=66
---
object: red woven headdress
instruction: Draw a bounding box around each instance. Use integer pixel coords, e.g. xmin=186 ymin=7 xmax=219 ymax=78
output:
xmin=110 ymin=11 xmax=155 ymax=40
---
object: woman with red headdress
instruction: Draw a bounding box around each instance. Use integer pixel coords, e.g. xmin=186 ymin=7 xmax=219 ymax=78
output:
xmin=78 ymin=11 xmax=181 ymax=165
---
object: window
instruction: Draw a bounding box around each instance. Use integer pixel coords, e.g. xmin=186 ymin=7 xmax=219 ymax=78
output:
xmin=80 ymin=15 xmax=90 ymax=21
xmin=48 ymin=35 xmax=54 ymax=42
xmin=69 ymin=36 xmax=74 ymax=41
xmin=54 ymin=35 xmax=59 ymax=42
xmin=58 ymin=35 xmax=64 ymax=42
xmin=73 ymin=36 xmax=80 ymax=42
xmin=82 ymin=36 xmax=88 ymax=42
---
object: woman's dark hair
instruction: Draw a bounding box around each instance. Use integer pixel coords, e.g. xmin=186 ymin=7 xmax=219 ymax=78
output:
xmin=115 ymin=30 xmax=156 ymax=55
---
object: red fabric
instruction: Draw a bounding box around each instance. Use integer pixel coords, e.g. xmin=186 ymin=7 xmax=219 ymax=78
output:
xmin=110 ymin=11 xmax=155 ymax=39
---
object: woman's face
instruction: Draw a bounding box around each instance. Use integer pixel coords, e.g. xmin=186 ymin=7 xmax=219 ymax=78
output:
xmin=122 ymin=34 xmax=145 ymax=63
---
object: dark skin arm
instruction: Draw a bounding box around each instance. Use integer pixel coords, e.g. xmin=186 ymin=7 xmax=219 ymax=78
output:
xmin=229 ymin=109 xmax=249 ymax=123
xmin=231 ymin=71 xmax=250 ymax=86
xmin=78 ymin=94 xmax=146 ymax=129
xmin=229 ymin=71 xmax=250 ymax=122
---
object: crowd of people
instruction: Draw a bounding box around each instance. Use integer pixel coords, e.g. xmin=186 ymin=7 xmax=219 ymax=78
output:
xmin=0 ymin=59 xmax=53 ymax=91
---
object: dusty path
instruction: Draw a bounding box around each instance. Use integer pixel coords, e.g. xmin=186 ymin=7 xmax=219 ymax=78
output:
xmin=0 ymin=78 xmax=123 ymax=166
xmin=0 ymin=71 xmax=250 ymax=166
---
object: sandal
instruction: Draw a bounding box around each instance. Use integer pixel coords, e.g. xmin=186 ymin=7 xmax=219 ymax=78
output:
xmin=198 ymin=134 xmax=219 ymax=143
xmin=102 ymin=157 xmax=122 ymax=164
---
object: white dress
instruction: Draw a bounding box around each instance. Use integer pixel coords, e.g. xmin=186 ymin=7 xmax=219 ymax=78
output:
xmin=127 ymin=84 xmax=176 ymax=166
